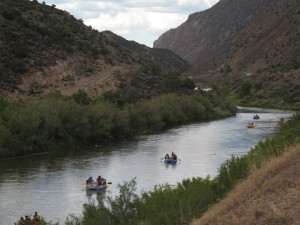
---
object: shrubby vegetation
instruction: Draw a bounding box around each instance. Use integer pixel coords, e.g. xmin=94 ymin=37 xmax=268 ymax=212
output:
xmin=0 ymin=91 xmax=236 ymax=159
xmin=61 ymin=112 xmax=300 ymax=225
xmin=15 ymin=217 xmax=58 ymax=225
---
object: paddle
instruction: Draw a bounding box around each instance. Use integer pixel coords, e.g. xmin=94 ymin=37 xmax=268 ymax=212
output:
xmin=161 ymin=158 xmax=181 ymax=162
xmin=81 ymin=182 xmax=112 ymax=185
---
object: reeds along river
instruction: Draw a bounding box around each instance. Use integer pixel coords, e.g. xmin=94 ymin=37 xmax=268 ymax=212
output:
xmin=0 ymin=107 xmax=294 ymax=224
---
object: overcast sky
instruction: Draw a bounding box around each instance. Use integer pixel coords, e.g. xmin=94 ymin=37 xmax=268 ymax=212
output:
xmin=38 ymin=0 xmax=219 ymax=47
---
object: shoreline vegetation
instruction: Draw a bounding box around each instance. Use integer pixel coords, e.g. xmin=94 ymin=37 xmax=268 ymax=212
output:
xmin=0 ymin=91 xmax=236 ymax=159
xmin=24 ymin=109 xmax=299 ymax=225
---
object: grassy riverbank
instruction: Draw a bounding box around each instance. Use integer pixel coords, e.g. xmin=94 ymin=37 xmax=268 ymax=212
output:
xmin=50 ymin=112 xmax=299 ymax=225
xmin=0 ymin=92 xmax=236 ymax=159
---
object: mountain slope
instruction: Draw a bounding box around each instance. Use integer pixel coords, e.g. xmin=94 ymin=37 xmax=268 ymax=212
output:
xmin=153 ymin=0 xmax=283 ymax=65
xmin=154 ymin=0 xmax=300 ymax=106
xmin=0 ymin=0 xmax=190 ymax=99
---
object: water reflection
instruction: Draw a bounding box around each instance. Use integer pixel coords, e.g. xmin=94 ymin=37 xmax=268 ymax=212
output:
xmin=163 ymin=162 xmax=178 ymax=169
xmin=86 ymin=189 xmax=109 ymax=204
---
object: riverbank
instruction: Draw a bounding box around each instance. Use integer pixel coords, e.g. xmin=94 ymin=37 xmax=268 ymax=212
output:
xmin=0 ymin=93 xmax=236 ymax=159
xmin=191 ymin=143 xmax=300 ymax=225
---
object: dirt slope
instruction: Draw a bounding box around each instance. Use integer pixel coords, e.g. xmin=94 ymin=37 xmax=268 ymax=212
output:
xmin=0 ymin=0 xmax=190 ymax=99
xmin=191 ymin=144 xmax=300 ymax=225
xmin=154 ymin=0 xmax=300 ymax=106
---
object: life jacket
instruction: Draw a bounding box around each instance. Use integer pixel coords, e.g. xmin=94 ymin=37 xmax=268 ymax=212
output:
xmin=33 ymin=216 xmax=40 ymax=225
xmin=100 ymin=178 xmax=106 ymax=185
xmin=96 ymin=177 xmax=101 ymax=185
xmin=19 ymin=219 xmax=26 ymax=225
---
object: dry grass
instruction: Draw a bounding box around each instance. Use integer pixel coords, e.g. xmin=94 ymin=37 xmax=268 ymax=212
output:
xmin=191 ymin=144 xmax=300 ymax=225
xmin=12 ymin=54 xmax=134 ymax=99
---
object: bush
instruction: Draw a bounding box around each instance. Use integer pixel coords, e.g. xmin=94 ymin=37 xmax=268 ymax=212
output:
xmin=180 ymin=78 xmax=195 ymax=89
xmin=240 ymin=81 xmax=252 ymax=96
xmin=0 ymin=93 xmax=236 ymax=158
xmin=161 ymin=74 xmax=181 ymax=92
xmin=71 ymin=90 xmax=90 ymax=105
xmin=66 ymin=179 xmax=141 ymax=225
xmin=10 ymin=58 xmax=27 ymax=73
xmin=12 ymin=44 xmax=29 ymax=58
xmin=1 ymin=9 xmax=21 ymax=20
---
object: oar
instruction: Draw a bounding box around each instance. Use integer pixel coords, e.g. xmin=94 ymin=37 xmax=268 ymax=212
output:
xmin=161 ymin=158 xmax=181 ymax=161
xmin=81 ymin=182 xmax=112 ymax=185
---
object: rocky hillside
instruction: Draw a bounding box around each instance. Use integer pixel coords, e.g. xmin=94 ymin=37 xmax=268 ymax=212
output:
xmin=0 ymin=0 xmax=190 ymax=99
xmin=154 ymin=0 xmax=283 ymax=65
xmin=154 ymin=0 xmax=300 ymax=106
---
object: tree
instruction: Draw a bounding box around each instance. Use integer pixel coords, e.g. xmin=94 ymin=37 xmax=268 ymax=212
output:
xmin=240 ymin=81 xmax=252 ymax=96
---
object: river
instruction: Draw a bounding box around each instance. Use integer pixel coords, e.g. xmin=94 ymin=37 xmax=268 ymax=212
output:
xmin=0 ymin=107 xmax=294 ymax=224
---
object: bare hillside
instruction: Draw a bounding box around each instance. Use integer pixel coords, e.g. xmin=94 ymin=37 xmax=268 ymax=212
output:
xmin=0 ymin=0 xmax=190 ymax=99
xmin=191 ymin=145 xmax=300 ymax=225
xmin=154 ymin=0 xmax=300 ymax=106
xmin=153 ymin=0 xmax=283 ymax=65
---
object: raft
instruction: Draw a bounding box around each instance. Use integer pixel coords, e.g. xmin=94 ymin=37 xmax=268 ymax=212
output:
xmin=247 ymin=124 xmax=255 ymax=128
xmin=164 ymin=158 xmax=177 ymax=164
xmin=85 ymin=184 xmax=107 ymax=191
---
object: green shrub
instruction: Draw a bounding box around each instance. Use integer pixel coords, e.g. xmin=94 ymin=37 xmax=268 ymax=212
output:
xmin=72 ymin=90 xmax=90 ymax=105
xmin=180 ymin=78 xmax=195 ymax=89
xmin=240 ymin=81 xmax=252 ymax=96
xmin=0 ymin=93 xmax=236 ymax=158
xmin=85 ymin=102 xmax=125 ymax=142
xmin=10 ymin=58 xmax=27 ymax=73
xmin=161 ymin=75 xmax=181 ymax=92
xmin=12 ymin=44 xmax=29 ymax=58
xmin=1 ymin=9 xmax=21 ymax=20
xmin=65 ymin=179 xmax=141 ymax=225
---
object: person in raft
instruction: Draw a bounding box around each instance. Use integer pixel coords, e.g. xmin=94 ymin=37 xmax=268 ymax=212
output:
xmin=165 ymin=153 xmax=170 ymax=159
xmin=97 ymin=175 xmax=107 ymax=185
xmin=86 ymin=176 xmax=94 ymax=185
xmin=171 ymin=152 xmax=177 ymax=160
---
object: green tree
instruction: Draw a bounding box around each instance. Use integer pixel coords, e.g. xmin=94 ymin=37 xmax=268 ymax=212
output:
xmin=65 ymin=178 xmax=141 ymax=225
xmin=240 ymin=81 xmax=252 ymax=96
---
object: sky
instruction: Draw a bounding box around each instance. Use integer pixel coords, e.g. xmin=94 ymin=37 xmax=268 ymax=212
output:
xmin=37 ymin=0 xmax=219 ymax=47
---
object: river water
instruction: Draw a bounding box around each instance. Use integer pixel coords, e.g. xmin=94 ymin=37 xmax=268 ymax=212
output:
xmin=0 ymin=107 xmax=294 ymax=224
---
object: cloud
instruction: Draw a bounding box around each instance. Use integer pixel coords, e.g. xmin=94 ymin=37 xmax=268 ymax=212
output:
xmin=177 ymin=0 xmax=216 ymax=8
xmin=38 ymin=0 xmax=219 ymax=47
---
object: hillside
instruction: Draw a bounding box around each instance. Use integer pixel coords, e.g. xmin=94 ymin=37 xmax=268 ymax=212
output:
xmin=191 ymin=144 xmax=300 ymax=225
xmin=154 ymin=0 xmax=282 ymax=65
xmin=154 ymin=0 xmax=300 ymax=107
xmin=0 ymin=0 xmax=190 ymax=99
